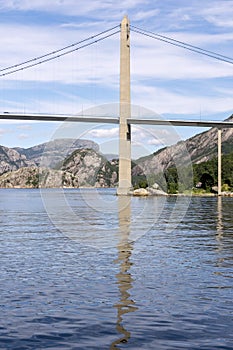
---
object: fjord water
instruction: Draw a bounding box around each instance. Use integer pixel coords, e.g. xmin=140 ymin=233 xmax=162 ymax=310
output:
xmin=0 ymin=189 xmax=233 ymax=349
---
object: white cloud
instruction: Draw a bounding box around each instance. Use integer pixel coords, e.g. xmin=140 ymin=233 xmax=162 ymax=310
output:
xmin=201 ymin=1 xmax=233 ymax=28
xmin=0 ymin=0 xmax=146 ymax=17
xmin=148 ymin=1 xmax=232 ymax=32
xmin=17 ymin=125 xmax=32 ymax=130
xmin=207 ymin=17 xmax=233 ymax=28
xmin=86 ymin=127 xmax=119 ymax=138
xmin=60 ymin=21 xmax=102 ymax=29
xmin=0 ymin=128 xmax=12 ymax=136
xmin=147 ymin=138 xmax=163 ymax=145
xmin=132 ymin=83 xmax=233 ymax=116
xmin=0 ymin=22 xmax=120 ymax=88
xmin=131 ymin=30 xmax=233 ymax=81
xmin=133 ymin=9 xmax=160 ymax=21
xmin=1 ymin=21 xmax=232 ymax=97
xmin=168 ymin=7 xmax=192 ymax=22
xmin=18 ymin=133 xmax=29 ymax=140
xmin=130 ymin=125 xmax=180 ymax=147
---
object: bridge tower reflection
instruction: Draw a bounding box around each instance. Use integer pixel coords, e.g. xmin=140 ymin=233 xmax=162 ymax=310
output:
xmin=110 ymin=197 xmax=138 ymax=349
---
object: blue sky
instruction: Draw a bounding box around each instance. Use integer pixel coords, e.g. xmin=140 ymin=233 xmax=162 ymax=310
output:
xmin=0 ymin=0 xmax=232 ymax=158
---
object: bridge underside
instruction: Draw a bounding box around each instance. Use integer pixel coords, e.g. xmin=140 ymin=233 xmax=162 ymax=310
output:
xmin=1 ymin=113 xmax=233 ymax=129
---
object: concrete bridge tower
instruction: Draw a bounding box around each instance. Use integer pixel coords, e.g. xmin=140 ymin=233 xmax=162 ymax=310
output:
xmin=117 ymin=16 xmax=131 ymax=195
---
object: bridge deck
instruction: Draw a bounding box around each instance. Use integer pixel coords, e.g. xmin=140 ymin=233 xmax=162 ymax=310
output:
xmin=0 ymin=113 xmax=233 ymax=128
xmin=0 ymin=113 xmax=119 ymax=124
xmin=128 ymin=118 xmax=233 ymax=129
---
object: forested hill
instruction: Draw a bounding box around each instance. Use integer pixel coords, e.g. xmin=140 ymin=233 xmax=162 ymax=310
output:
xmin=158 ymin=151 xmax=233 ymax=194
xmin=134 ymin=114 xmax=233 ymax=177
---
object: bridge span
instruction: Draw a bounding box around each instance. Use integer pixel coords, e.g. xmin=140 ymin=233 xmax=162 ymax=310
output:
xmin=1 ymin=112 xmax=233 ymax=129
xmin=1 ymin=16 xmax=233 ymax=196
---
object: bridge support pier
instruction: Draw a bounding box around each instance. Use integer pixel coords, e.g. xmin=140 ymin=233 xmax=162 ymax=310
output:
xmin=117 ymin=16 xmax=131 ymax=196
xmin=218 ymin=129 xmax=222 ymax=196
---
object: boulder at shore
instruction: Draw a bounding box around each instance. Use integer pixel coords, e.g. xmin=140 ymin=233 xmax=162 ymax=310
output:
xmin=133 ymin=188 xmax=149 ymax=196
xmin=130 ymin=185 xmax=168 ymax=196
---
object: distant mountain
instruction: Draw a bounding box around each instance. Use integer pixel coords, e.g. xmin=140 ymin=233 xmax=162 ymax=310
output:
xmin=0 ymin=148 xmax=119 ymax=188
xmin=103 ymin=153 xmax=118 ymax=161
xmin=0 ymin=138 xmax=100 ymax=178
xmin=14 ymin=138 xmax=99 ymax=168
xmin=1 ymin=115 xmax=233 ymax=189
xmin=134 ymin=114 xmax=233 ymax=176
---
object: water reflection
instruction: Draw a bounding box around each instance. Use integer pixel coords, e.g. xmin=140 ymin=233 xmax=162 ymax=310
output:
xmin=110 ymin=197 xmax=138 ymax=349
xmin=216 ymin=196 xmax=223 ymax=241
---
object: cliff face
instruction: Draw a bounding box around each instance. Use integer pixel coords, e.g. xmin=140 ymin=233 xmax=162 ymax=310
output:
xmin=0 ymin=166 xmax=79 ymax=188
xmin=0 ymin=166 xmax=39 ymax=188
xmin=0 ymin=146 xmax=35 ymax=176
xmin=61 ymin=149 xmax=118 ymax=188
xmin=0 ymin=149 xmax=118 ymax=188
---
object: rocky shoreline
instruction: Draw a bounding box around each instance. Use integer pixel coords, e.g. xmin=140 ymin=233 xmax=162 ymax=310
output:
xmin=130 ymin=186 xmax=168 ymax=196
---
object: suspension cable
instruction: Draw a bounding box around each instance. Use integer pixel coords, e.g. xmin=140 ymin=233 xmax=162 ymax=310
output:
xmin=0 ymin=26 xmax=120 ymax=77
xmin=131 ymin=25 xmax=233 ymax=65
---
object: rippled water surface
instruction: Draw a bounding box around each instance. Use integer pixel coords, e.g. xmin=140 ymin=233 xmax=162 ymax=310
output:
xmin=0 ymin=188 xmax=233 ymax=349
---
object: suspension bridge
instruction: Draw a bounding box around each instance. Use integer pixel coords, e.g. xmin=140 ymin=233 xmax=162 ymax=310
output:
xmin=1 ymin=16 xmax=233 ymax=195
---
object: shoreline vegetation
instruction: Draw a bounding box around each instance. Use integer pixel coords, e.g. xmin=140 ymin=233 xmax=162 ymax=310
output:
xmin=0 ymin=149 xmax=233 ymax=197
xmin=0 ymin=128 xmax=233 ymax=195
xmin=1 ymin=188 xmax=233 ymax=198
xmin=0 ymin=165 xmax=233 ymax=199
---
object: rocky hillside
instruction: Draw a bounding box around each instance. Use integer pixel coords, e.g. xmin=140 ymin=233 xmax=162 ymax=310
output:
xmin=0 ymin=148 xmax=118 ymax=188
xmin=0 ymin=145 xmax=35 ymax=176
xmin=0 ymin=166 xmax=79 ymax=188
xmin=14 ymin=138 xmax=99 ymax=168
xmin=62 ymin=148 xmax=118 ymax=187
xmin=135 ymin=114 xmax=233 ymax=176
xmin=0 ymin=138 xmax=99 ymax=176
xmin=1 ymin=115 xmax=233 ymax=188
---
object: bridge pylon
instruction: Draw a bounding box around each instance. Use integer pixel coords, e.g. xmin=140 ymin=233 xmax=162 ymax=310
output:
xmin=117 ymin=16 xmax=132 ymax=195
